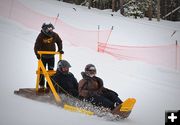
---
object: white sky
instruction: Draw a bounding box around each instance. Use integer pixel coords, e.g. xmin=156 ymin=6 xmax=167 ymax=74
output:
xmin=0 ymin=0 xmax=180 ymax=125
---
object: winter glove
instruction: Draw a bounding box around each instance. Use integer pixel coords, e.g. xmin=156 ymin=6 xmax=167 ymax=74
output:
xmin=36 ymin=54 xmax=40 ymax=59
xmin=59 ymin=50 xmax=64 ymax=54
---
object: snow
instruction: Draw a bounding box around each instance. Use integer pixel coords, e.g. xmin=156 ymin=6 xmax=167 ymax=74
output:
xmin=0 ymin=0 xmax=180 ymax=125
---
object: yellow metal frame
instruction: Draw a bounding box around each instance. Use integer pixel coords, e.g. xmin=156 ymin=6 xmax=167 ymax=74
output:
xmin=36 ymin=51 xmax=62 ymax=103
xmin=35 ymin=51 xmax=94 ymax=115
xmin=64 ymin=104 xmax=94 ymax=115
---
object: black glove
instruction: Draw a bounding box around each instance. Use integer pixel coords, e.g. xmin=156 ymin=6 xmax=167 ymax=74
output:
xmin=59 ymin=50 xmax=64 ymax=54
xmin=36 ymin=54 xmax=40 ymax=59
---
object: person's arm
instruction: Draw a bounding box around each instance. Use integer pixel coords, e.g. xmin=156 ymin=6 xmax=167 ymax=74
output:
xmin=70 ymin=74 xmax=79 ymax=97
xmin=96 ymin=77 xmax=119 ymax=96
xmin=55 ymin=33 xmax=63 ymax=52
xmin=78 ymin=79 xmax=89 ymax=97
xmin=73 ymin=76 xmax=78 ymax=91
xmin=96 ymin=77 xmax=104 ymax=90
xmin=51 ymin=72 xmax=62 ymax=93
xmin=34 ymin=34 xmax=41 ymax=59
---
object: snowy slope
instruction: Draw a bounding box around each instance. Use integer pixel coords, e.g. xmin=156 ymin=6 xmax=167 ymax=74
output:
xmin=0 ymin=0 xmax=180 ymax=125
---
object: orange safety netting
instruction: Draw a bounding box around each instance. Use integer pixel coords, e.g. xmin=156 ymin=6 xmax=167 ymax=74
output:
xmin=99 ymin=42 xmax=180 ymax=70
xmin=0 ymin=0 xmax=179 ymax=70
xmin=0 ymin=0 xmax=111 ymax=50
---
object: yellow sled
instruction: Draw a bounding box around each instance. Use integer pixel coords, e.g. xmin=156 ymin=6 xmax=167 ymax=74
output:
xmin=14 ymin=51 xmax=136 ymax=118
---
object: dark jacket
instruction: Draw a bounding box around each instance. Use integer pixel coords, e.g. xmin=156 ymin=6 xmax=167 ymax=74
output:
xmin=51 ymin=70 xmax=78 ymax=97
xmin=34 ymin=31 xmax=62 ymax=59
xmin=79 ymin=72 xmax=118 ymax=98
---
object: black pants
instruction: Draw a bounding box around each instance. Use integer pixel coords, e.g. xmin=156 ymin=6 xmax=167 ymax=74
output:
xmin=39 ymin=57 xmax=55 ymax=88
xmin=86 ymin=90 xmax=122 ymax=110
xmin=101 ymin=88 xmax=123 ymax=105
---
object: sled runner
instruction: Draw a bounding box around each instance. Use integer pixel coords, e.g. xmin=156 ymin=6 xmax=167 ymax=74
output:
xmin=14 ymin=88 xmax=94 ymax=115
xmin=14 ymin=51 xmax=136 ymax=119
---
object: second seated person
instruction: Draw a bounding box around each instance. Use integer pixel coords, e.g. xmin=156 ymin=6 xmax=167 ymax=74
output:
xmin=51 ymin=60 xmax=79 ymax=97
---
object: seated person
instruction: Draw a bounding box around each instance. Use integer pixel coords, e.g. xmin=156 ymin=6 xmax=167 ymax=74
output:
xmin=78 ymin=64 xmax=123 ymax=110
xmin=51 ymin=60 xmax=78 ymax=97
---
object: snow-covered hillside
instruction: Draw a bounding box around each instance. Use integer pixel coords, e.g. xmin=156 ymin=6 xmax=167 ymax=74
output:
xmin=0 ymin=0 xmax=180 ymax=125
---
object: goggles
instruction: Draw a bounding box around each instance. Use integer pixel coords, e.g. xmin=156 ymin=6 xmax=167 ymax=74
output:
xmin=87 ymin=67 xmax=96 ymax=75
xmin=45 ymin=27 xmax=53 ymax=33
xmin=88 ymin=66 xmax=96 ymax=71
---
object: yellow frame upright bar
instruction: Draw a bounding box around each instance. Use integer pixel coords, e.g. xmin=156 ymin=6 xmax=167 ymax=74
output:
xmin=39 ymin=60 xmax=61 ymax=103
xmin=35 ymin=51 xmax=62 ymax=104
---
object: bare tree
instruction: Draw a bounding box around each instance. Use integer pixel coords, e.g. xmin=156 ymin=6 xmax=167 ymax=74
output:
xmin=148 ymin=0 xmax=152 ymax=20
xmin=157 ymin=0 xmax=160 ymax=21
xmin=164 ymin=0 xmax=168 ymax=17
xmin=88 ymin=0 xmax=92 ymax=9
xmin=120 ymin=0 xmax=124 ymax=15
xmin=112 ymin=0 xmax=115 ymax=12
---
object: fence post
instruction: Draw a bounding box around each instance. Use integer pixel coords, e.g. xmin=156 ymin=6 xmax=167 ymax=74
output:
xmin=97 ymin=25 xmax=100 ymax=52
xmin=176 ymin=40 xmax=179 ymax=70
xmin=54 ymin=13 xmax=59 ymax=27
xmin=102 ymin=26 xmax=113 ymax=52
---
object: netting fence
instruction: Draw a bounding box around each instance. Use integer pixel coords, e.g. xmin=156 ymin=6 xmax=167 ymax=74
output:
xmin=98 ymin=42 xmax=180 ymax=70
xmin=0 ymin=0 xmax=179 ymax=70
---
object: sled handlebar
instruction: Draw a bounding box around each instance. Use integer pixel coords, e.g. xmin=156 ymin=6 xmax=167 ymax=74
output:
xmin=37 ymin=51 xmax=62 ymax=60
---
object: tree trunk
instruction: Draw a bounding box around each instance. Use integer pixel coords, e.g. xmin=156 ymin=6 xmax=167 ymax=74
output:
xmin=157 ymin=0 xmax=160 ymax=21
xmin=165 ymin=0 xmax=167 ymax=15
xmin=88 ymin=0 xmax=92 ymax=9
xmin=99 ymin=0 xmax=103 ymax=9
xmin=112 ymin=0 xmax=115 ymax=12
xmin=164 ymin=0 xmax=168 ymax=19
xmin=74 ymin=0 xmax=80 ymax=5
xmin=148 ymin=0 xmax=152 ymax=20
xmin=160 ymin=0 xmax=165 ymax=19
xmin=119 ymin=0 xmax=124 ymax=15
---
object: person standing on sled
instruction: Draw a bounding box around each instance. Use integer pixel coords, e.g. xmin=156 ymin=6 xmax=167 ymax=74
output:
xmin=78 ymin=64 xmax=123 ymax=111
xmin=34 ymin=23 xmax=64 ymax=89
xmin=51 ymin=60 xmax=79 ymax=97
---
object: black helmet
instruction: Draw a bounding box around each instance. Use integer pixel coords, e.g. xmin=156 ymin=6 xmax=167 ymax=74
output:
xmin=41 ymin=23 xmax=55 ymax=36
xmin=85 ymin=64 xmax=96 ymax=77
xmin=57 ymin=60 xmax=71 ymax=74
